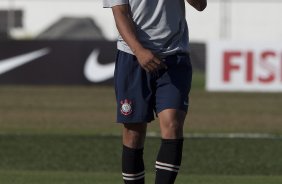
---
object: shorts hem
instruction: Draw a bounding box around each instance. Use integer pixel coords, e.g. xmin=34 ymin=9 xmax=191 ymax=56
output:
xmin=156 ymin=106 xmax=188 ymax=115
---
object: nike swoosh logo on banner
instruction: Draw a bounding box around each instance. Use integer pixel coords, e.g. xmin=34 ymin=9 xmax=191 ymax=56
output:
xmin=0 ymin=48 xmax=50 ymax=75
xmin=84 ymin=49 xmax=115 ymax=83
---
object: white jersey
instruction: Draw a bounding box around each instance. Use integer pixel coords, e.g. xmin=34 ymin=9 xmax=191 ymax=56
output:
xmin=103 ymin=0 xmax=189 ymax=57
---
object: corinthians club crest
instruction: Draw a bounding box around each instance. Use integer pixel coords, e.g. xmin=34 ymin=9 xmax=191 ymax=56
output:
xmin=120 ymin=99 xmax=132 ymax=116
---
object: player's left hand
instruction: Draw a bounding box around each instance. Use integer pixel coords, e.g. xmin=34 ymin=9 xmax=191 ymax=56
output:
xmin=135 ymin=47 xmax=167 ymax=73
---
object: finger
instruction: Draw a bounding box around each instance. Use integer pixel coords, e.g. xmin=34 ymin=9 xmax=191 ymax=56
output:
xmin=145 ymin=64 xmax=155 ymax=72
xmin=148 ymin=61 xmax=159 ymax=69
xmin=152 ymin=57 xmax=168 ymax=69
xmin=152 ymin=57 xmax=161 ymax=65
xmin=143 ymin=66 xmax=149 ymax=72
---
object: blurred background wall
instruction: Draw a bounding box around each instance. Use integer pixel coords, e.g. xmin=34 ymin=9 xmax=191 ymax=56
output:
xmin=0 ymin=0 xmax=281 ymax=41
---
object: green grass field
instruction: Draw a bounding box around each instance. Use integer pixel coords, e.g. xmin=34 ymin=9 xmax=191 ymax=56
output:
xmin=1 ymin=171 xmax=282 ymax=184
xmin=1 ymin=72 xmax=282 ymax=183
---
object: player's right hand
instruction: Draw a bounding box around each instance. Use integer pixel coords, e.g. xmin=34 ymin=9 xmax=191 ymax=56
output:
xmin=135 ymin=48 xmax=167 ymax=73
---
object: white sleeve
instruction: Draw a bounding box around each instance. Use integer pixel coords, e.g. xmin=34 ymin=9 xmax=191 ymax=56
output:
xmin=103 ymin=0 xmax=129 ymax=8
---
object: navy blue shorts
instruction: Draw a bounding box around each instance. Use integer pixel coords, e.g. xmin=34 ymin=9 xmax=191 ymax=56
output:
xmin=114 ymin=50 xmax=192 ymax=123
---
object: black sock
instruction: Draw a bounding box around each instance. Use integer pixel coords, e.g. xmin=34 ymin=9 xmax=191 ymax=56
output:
xmin=155 ymin=139 xmax=184 ymax=184
xmin=122 ymin=145 xmax=145 ymax=184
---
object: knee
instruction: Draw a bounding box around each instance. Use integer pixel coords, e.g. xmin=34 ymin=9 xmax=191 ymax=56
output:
xmin=123 ymin=123 xmax=147 ymax=149
xmin=159 ymin=109 xmax=186 ymax=139
xmin=123 ymin=129 xmax=146 ymax=148
xmin=161 ymin=120 xmax=183 ymax=139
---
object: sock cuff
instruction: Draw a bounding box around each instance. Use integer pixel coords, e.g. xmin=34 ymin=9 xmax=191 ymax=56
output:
xmin=123 ymin=145 xmax=144 ymax=156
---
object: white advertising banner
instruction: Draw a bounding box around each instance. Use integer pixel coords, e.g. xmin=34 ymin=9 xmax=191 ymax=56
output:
xmin=207 ymin=41 xmax=282 ymax=92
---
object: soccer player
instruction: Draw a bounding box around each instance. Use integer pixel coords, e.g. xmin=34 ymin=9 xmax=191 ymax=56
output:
xmin=103 ymin=0 xmax=207 ymax=183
